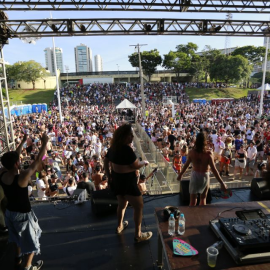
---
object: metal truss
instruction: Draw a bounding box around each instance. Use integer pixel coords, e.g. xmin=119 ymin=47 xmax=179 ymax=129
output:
xmin=2 ymin=18 xmax=270 ymax=38
xmin=0 ymin=0 xmax=269 ymax=13
xmin=0 ymin=46 xmax=15 ymax=156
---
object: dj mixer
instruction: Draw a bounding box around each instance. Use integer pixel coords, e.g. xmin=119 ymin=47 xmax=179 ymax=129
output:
xmin=219 ymin=217 xmax=270 ymax=251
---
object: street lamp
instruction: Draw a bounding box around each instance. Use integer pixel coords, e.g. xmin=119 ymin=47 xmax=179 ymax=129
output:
xmin=130 ymin=44 xmax=147 ymax=119
xmin=65 ymin=65 xmax=69 ymax=86
xmin=116 ymin=64 xmax=119 ymax=83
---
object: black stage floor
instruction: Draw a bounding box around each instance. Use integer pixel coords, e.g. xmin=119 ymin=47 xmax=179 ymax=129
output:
xmin=0 ymin=189 xmax=260 ymax=270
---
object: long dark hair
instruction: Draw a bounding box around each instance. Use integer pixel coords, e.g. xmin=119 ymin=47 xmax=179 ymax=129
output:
xmin=110 ymin=124 xmax=132 ymax=151
xmin=194 ymin=132 xmax=207 ymax=153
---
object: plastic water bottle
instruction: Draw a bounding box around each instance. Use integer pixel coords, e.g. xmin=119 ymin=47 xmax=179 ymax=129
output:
xmin=211 ymin=241 xmax=224 ymax=250
xmin=178 ymin=213 xmax=185 ymax=235
xmin=168 ymin=214 xmax=175 ymax=236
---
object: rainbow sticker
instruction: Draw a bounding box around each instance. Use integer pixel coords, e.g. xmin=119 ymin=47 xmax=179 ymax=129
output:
xmin=173 ymin=238 xmax=198 ymax=256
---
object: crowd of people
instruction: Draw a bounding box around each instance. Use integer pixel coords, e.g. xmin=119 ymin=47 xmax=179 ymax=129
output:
xmin=0 ymin=82 xmax=270 ymax=269
xmin=139 ymin=92 xmax=270 ymax=181
xmin=4 ymin=82 xmax=270 ymax=201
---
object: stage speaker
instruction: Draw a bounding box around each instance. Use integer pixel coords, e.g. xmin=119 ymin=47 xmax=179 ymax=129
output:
xmin=251 ymin=178 xmax=270 ymax=200
xmin=91 ymin=189 xmax=118 ymax=215
xmin=180 ymin=179 xmax=212 ymax=205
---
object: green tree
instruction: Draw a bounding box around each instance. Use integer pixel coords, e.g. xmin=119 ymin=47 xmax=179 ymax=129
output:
xmin=176 ymin=42 xmax=198 ymax=57
xmin=128 ymin=49 xmax=162 ymax=81
xmin=200 ymin=45 xmax=222 ymax=83
xmin=176 ymin=42 xmax=204 ymax=82
xmin=20 ymin=60 xmax=47 ymax=89
xmin=231 ymin=45 xmax=270 ymax=87
xmin=210 ymin=55 xmax=252 ymax=84
xmin=252 ymin=71 xmax=270 ymax=84
xmin=163 ymin=51 xmax=191 ymax=82
xmin=6 ymin=62 xmax=25 ymax=87
xmin=5 ymin=61 xmax=47 ymax=89
xmin=231 ymin=45 xmax=269 ymax=66
xmin=189 ymin=54 xmax=204 ymax=82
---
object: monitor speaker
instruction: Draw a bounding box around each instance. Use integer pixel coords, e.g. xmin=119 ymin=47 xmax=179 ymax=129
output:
xmin=251 ymin=178 xmax=270 ymax=200
xmin=180 ymin=179 xmax=212 ymax=205
xmin=91 ymin=189 xmax=118 ymax=215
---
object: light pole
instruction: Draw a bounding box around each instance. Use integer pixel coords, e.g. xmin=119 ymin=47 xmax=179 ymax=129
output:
xmin=116 ymin=64 xmax=119 ymax=83
xmin=259 ymin=36 xmax=269 ymax=117
xmin=52 ymin=36 xmax=63 ymax=123
xmin=130 ymin=43 xmax=147 ymax=119
xmin=65 ymin=65 xmax=69 ymax=86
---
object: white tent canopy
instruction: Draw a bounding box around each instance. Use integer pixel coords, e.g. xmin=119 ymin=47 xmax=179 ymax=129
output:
xmin=116 ymin=99 xmax=137 ymax=109
xmin=257 ymin=83 xmax=270 ymax=90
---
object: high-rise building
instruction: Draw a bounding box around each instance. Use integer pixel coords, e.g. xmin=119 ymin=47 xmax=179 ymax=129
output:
xmin=95 ymin=55 xmax=103 ymax=72
xmin=44 ymin=47 xmax=64 ymax=74
xmin=74 ymin=44 xmax=93 ymax=72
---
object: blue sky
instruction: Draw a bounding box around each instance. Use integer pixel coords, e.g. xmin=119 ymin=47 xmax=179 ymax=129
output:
xmin=3 ymin=10 xmax=268 ymax=72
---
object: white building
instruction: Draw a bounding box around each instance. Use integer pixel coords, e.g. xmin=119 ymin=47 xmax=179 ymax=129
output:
xmin=44 ymin=47 xmax=64 ymax=74
xmin=74 ymin=44 xmax=93 ymax=72
xmin=95 ymin=55 xmax=103 ymax=72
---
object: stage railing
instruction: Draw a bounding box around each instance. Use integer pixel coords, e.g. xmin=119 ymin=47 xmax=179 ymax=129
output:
xmin=135 ymin=122 xmax=179 ymax=194
xmin=135 ymin=122 xmax=251 ymax=192
xmin=133 ymin=130 xmax=163 ymax=195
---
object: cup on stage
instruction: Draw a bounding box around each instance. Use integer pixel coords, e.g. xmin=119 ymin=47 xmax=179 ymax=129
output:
xmin=206 ymin=247 xmax=219 ymax=268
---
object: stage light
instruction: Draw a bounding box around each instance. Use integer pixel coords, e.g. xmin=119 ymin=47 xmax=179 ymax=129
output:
xmin=180 ymin=0 xmax=191 ymax=12
xmin=51 ymin=24 xmax=58 ymax=32
xmin=80 ymin=25 xmax=86 ymax=32
xmin=144 ymin=24 xmax=152 ymax=32
xmin=20 ymin=25 xmax=40 ymax=45
xmin=214 ymin=25 xmax=222 ymax=32
xmin=199 ymin=21 xmax=208 ymax=32
xmin=67 ymin=20 xmax=74 ymax=34
xmin=158 ymin=19 xmax=165 ymax=33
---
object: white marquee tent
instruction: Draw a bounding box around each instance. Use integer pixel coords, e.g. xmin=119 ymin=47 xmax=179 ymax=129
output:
xmin=116 ymin=99 xmax=137 ymax=123
xmin=116 ymin=99 xmax=137 ymax=109
xmin=257 ymin=83 xmax=270 ymax=90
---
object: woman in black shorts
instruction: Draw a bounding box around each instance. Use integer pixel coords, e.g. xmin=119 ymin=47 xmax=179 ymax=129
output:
xmin=104 ymin=124 xmax=152 ymax=242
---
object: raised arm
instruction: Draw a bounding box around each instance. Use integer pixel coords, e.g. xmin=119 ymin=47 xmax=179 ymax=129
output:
xmin=18 ymin=133 xmax=49 ymax=188
xmin=16 ymin=133 xmax=27 ymax=155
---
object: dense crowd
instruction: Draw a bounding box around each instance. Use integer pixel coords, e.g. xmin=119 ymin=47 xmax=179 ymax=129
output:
xmin=6 ymin=82 xmax=270 ymax=200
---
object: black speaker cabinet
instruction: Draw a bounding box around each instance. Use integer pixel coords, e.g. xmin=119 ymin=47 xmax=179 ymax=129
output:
xmin=91 ymin=189 xmax=118 ymax=215
xmin=180 ymin=179 xmax=212 ymax=205
xmin=251 ymin=178 xmax=270 ymax=200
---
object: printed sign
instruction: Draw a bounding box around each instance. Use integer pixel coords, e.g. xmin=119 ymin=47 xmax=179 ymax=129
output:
xmin=173 ymin=238 xmax=198 ymax=256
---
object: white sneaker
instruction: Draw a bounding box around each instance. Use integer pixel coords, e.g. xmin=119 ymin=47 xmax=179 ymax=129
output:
xmin=28 ymin=260 xmax=43 ymax=270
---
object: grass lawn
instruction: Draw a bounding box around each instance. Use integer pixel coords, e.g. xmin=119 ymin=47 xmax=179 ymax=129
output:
xmin=185 ymin=87 xmax=257 ymax=101
xmin=8 ymin=89 xmax=55 ymax=105
xmin=6 ymin=87 xmax=257 ymax=105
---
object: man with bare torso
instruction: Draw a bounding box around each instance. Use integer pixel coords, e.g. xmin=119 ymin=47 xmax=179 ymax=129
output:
xmin=177 ymin=132 xmax=228 ymax=206
xmin=91 ymin=165 xmax=104 ymax=190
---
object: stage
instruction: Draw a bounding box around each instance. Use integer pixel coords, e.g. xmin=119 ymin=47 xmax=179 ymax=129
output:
xmin=0 ymin=188 xmax=263 ymax=270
